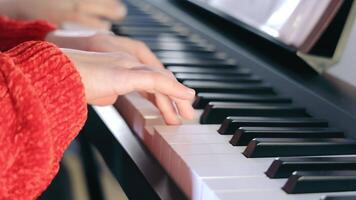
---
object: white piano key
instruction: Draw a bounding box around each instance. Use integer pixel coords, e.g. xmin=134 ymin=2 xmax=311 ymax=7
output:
xmin=155 ymin=125 xmax=230 ymax=175
xmin=116 ymin=94 xmax=204 ymax=151
xmin=115 ymin=93 xmax=203 ymax=150
xmin=201 ymin=177 xmax=286 ymax=200
xmin=202 ymin=176 xmax=284 ymax=193
xmin=158 ymin=133 xmax=232 ymax=176
xmin=214 ymin=190 xmax=309 ymax=200
xmin=154 ymin=124 xmax=220 ymax=135
xmin=153 ymin=125 xmax=223 ymax=171
xmin=170 ymin=151 xmax=184 ymax=187
xmin=153 ymin=125 xmax=275 ymax=199
xmin=182 ymin=109 xmax=203 ymax=124
xmin=160 ymin=133 xmax=231 ymax=144
xmin=214 ymin=189 xmax=356 ymax=200
xmin=181 ymin=154 xmax=272 ymax=178
xmin=160 ymin=138 xmax=173 ymax=172
xmin=115 ymin=92 xmax=164 ymax=140
xmin=154 ymin=125 xmax=272 ymax=178
xmin=171 ymin=143 xmax=238 ymax=155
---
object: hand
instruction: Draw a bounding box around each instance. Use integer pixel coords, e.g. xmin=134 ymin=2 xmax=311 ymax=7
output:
xmin=62 ymin=49 xmax=196 ymax=125
xmin=46 ymin=31 xmax=163 ymax=67
xmin=46 ymin=31 xmax=187 ymax=123
xmin=0 ymin=0 xmax=126 ymax=30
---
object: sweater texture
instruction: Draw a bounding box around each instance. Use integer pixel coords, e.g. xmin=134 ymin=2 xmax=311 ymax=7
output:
xmin=0 ymin=16 xmax=87 ymax=199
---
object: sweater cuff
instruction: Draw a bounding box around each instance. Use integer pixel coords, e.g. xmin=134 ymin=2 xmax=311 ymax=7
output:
xmin=5 ymin=40 xmax=87 ymax=151
xmin=0 ymin=42 xmax=87 ymax=199
xmin=4 ymin=41 xmax=87 ymax=197
xmin=0 ymin=16 xmax=56 ymax=51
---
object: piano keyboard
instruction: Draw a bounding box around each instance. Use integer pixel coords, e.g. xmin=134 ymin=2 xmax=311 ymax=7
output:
xmin=109 ymin=0 xmax=356 ymax=199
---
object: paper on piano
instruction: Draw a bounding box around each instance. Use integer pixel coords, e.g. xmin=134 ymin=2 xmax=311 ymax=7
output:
xmin=203 ymin=0 xmax=342 ymax=52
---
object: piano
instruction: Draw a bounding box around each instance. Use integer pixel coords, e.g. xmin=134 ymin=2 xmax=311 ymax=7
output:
xmin=81 ymin=0 xmax=356 ymax=199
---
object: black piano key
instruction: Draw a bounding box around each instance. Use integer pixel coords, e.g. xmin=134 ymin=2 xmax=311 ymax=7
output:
xmin=156 ymin=51 xmax=227 ymax=60
xmin=118 ymin=26 xmax=185 ymax=33
xmin=118 ymin=19 xmax=163 ymax=26
xmin=322 ymin=195 xmax=356 ymax=200
xmin=147 ymin=44 xmax=211 ymax=51
xmin=118 ymin=28 xmax=188 ymax=37
xmin=218 ymin=117 xmax=327 ymax=135
xmin=117 ymin=28 xmax=189 ymax=37
xmin=123 ymin=13 xmax=155 ymax=17
xmin=129 ymin=33 xmax=188 ymax=39
xmin=243 ymin=138 xmax=356 ymax=158
xmin=266 ymin=156 xmax=356 ymax=178
xmin=282 ymin=170 xmax=356 ymax=194
xmin=145 ymin=40 xmax=208 ymax=48
xmin=176 ymin=73 xmax=261 ymax=83
xmin=114 ymin=19 xmax=168 ymax=25
xmin=140 ymin=38 xmax=196 ymax=44
xmin=133 ymin=36 xmax=191 ymax=43
xmin=123 ymin=16 xmax=167 ymax=22
xmin=230 ymin=127 xmax=343 ymax=146
xmin=201 ymin=102 xmax=308 ymax=124
xmin=156 ymin=47 xmax=216 ymax=53
xmin=194 ymin=93 xmax=291 ymax=109
xmin=160 ymin=55 xmax=229 ymax=63
xmin=124 ymin=12 xmax=153 ymax=16
xmin=184 ymin=81 xmax=275 ymax=94
xmin=133 ymin=36 xmax=199 ymax=44
xmin=121 ymin=32 xmax=188 ymax=38
xmin=117 ymin=22 xmax=170 ymax=27
xmin=163 ymin=59 xmax=235 ymax=66
xmin=168 ymin=67 xmax=250 ymax=75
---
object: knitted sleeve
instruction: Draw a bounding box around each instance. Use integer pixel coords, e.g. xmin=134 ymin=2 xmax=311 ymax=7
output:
xmin=0 ymin=15 xmax=56 ymax=51
xmin=0 ymin=41 xmax=87 ymax=199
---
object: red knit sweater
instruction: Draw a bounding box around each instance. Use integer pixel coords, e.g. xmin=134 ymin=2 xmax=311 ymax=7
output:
xmin=0 ymin=16 xmax=87 ymax=199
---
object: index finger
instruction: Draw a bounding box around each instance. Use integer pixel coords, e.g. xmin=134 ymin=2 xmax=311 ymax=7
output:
xmin=127 ymin=68 xmax=196 ymax=100
xmin=133 ymin=41 xmax=164 ymax=68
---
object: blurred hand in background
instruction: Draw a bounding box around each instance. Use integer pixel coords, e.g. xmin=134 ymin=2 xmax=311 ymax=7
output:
xmin=46 ymin=30 xmax=163 ymax=68
xmin=0 ymin=0 xmax=127 ymax=30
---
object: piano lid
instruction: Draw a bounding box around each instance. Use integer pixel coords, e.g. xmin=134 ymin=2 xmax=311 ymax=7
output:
xmin=182 ymin=0 xmax=355 ymax=73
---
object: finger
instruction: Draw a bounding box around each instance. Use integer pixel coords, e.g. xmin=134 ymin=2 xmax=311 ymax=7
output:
xmin=173 ymin=98 xmax=195 ymax=120
xmin=73 ymin=14 xmax=111 ymax=30
xmin=134 ymin=41 xmax=164 ymax=68
xmin=69 ymin=50 xmax=140 ymax=68
xmin=155 ymin=93 xmax=181 ymax=125
xmin=112 ymin=37 xmax=164 ymax=68
xmin=78 ymin=1 xmax=126 ymax=20
xmin=89 ymin=95 xmax=118 ymax=105
xmin=129 ymin=68 xmax=195 ymax=100
xmin=110 ymin=52 xmax=142 ymax=68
